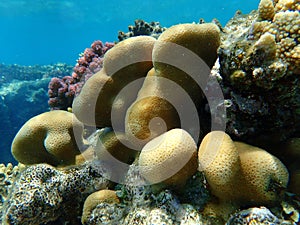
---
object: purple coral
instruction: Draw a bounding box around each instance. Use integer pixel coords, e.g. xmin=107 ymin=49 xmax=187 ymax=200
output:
xmin=48 ymin=40 xmax=114 ymax=110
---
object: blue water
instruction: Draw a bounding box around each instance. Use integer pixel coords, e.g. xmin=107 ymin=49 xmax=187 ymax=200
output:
xmin=0 ymin=0 xmax=259 ymax=65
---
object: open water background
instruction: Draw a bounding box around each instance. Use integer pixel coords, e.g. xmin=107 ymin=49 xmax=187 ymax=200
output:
xmin=0 ymin=0 xmax=259 ymax=65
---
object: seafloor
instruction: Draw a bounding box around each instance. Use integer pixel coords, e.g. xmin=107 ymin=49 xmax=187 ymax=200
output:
xmin=1 ymin=0 xmax=300 ymax=224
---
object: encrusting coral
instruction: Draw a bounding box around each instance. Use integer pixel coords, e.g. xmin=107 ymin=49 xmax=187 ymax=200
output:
xmin=217 ymin=0 xmax=300 ymax=146
xmin=81 ymin=189 xmax=120 ymax=225
xmin=226 ymin=207 xmax=281 ymax=225
xmin=0 ymin=163 xmax=25 ymax=225
xmin=138 ymin=128 xmax=198 ymax=189
xmin=11 ymin=110 xmax=86 ymax=166
xmin=2 ymin=162 xmax=110 ymax=225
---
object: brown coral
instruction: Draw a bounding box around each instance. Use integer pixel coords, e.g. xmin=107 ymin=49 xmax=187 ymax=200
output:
xmin=11 ymin=110 xmax=85 ymax=166
xmin=125 ymin=23 xmax=220 ymax=144
xmin=258 ymin=0 xmax=275 ymax=20
xmin=72 ymin=36 xmax=156 ymax=127
xmin=198 ymin=131 xmax=289 ymax=205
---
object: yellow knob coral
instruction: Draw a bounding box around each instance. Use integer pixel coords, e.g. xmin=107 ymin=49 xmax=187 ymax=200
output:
xmin=235 ymin=141 xmax=289 ymax=204
xmin=126 ymin=23 xmax=220 ymax=144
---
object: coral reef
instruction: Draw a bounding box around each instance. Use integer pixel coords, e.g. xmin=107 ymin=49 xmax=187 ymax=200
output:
xmin=118 ymin=19 xmax=167 ymax=41
xmin=11 ymin=110 xmax=86 ymax=166
xmin=0 ymin=63 xmax=72 ymax=84
xmin=3 ymin=1 xmax=300 ymax=223
xmin=48 ymin=41 xmax=114 ymax=110
xmin=217 ymin=0 xmax=300 ymax=146
xmin=2 ymin=162 xmax=110 ymax=225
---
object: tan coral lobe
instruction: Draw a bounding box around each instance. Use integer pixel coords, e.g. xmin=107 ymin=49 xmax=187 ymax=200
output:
xmin=72 ymin=36 xmax=156 ymax=127
xmin=126 ymin=23 xmax=220 ymax=144
xmin=138 ymin=128 xmax=198 ymax=188
xmin=11 ymin=110 xmax=84 ymax=166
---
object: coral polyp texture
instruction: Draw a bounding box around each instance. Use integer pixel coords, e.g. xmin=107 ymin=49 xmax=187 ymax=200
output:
xmin=11 ymin=110 xmax=85 ymax=166
xmin=2 ymin=162 xmax=110 ymax=225
xmin=125 ymin=23 xmax=220 ymax=143
xmin=48 ymin=40 xmax=114 ymax=110
xmin=198 ymin=131 xmax=289 ymax=220
xmin=81 ymin=189 xmax=120 ymax=225
xmin=118 ymin=19 xmax=167 ymax=41
xmin=138 ymin=128 xmax=198 ymax=189
xmin=218 ymin=0 xmax=300 ymax=145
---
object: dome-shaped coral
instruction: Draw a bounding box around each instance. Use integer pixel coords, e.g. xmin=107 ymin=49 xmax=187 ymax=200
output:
xmin=138 ymin=128 xmax=198 ymax=189
xmin=11 ymin=110 xmax=85 ymax=166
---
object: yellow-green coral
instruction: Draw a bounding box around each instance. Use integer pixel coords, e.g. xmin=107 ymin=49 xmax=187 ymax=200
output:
xmin=258 ymin=0 xmax=275 ymax=20
xmin=11 ymin=110 xmax=85 ymax=166
xmin=198 ymin=131 xmax=289 ymax=205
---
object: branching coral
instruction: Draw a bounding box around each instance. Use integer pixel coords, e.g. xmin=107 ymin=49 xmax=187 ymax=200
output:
xmin=48 ymin=40 xmax=114 ymax=110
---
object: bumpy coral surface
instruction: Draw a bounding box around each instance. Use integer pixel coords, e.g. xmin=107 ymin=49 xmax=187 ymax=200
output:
xmin=217 ymin=0 xmax=300 ymax=146
xmin=2 ymin=162 xmax=110 ymax=225
xmin=0 ymin=163 xmax=23 ymax=225
xmin=48 ymin=40 xmax=114 ymax=110
xmin=198 ymin=131 xmax=289 ymax=212
xmin=125 ymin=23 xmax=220 ymax=143
xmin=226 ymin=207 xmax=282 ymax=225
xmin=118 ymin=19 xmax=167 ymax=41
